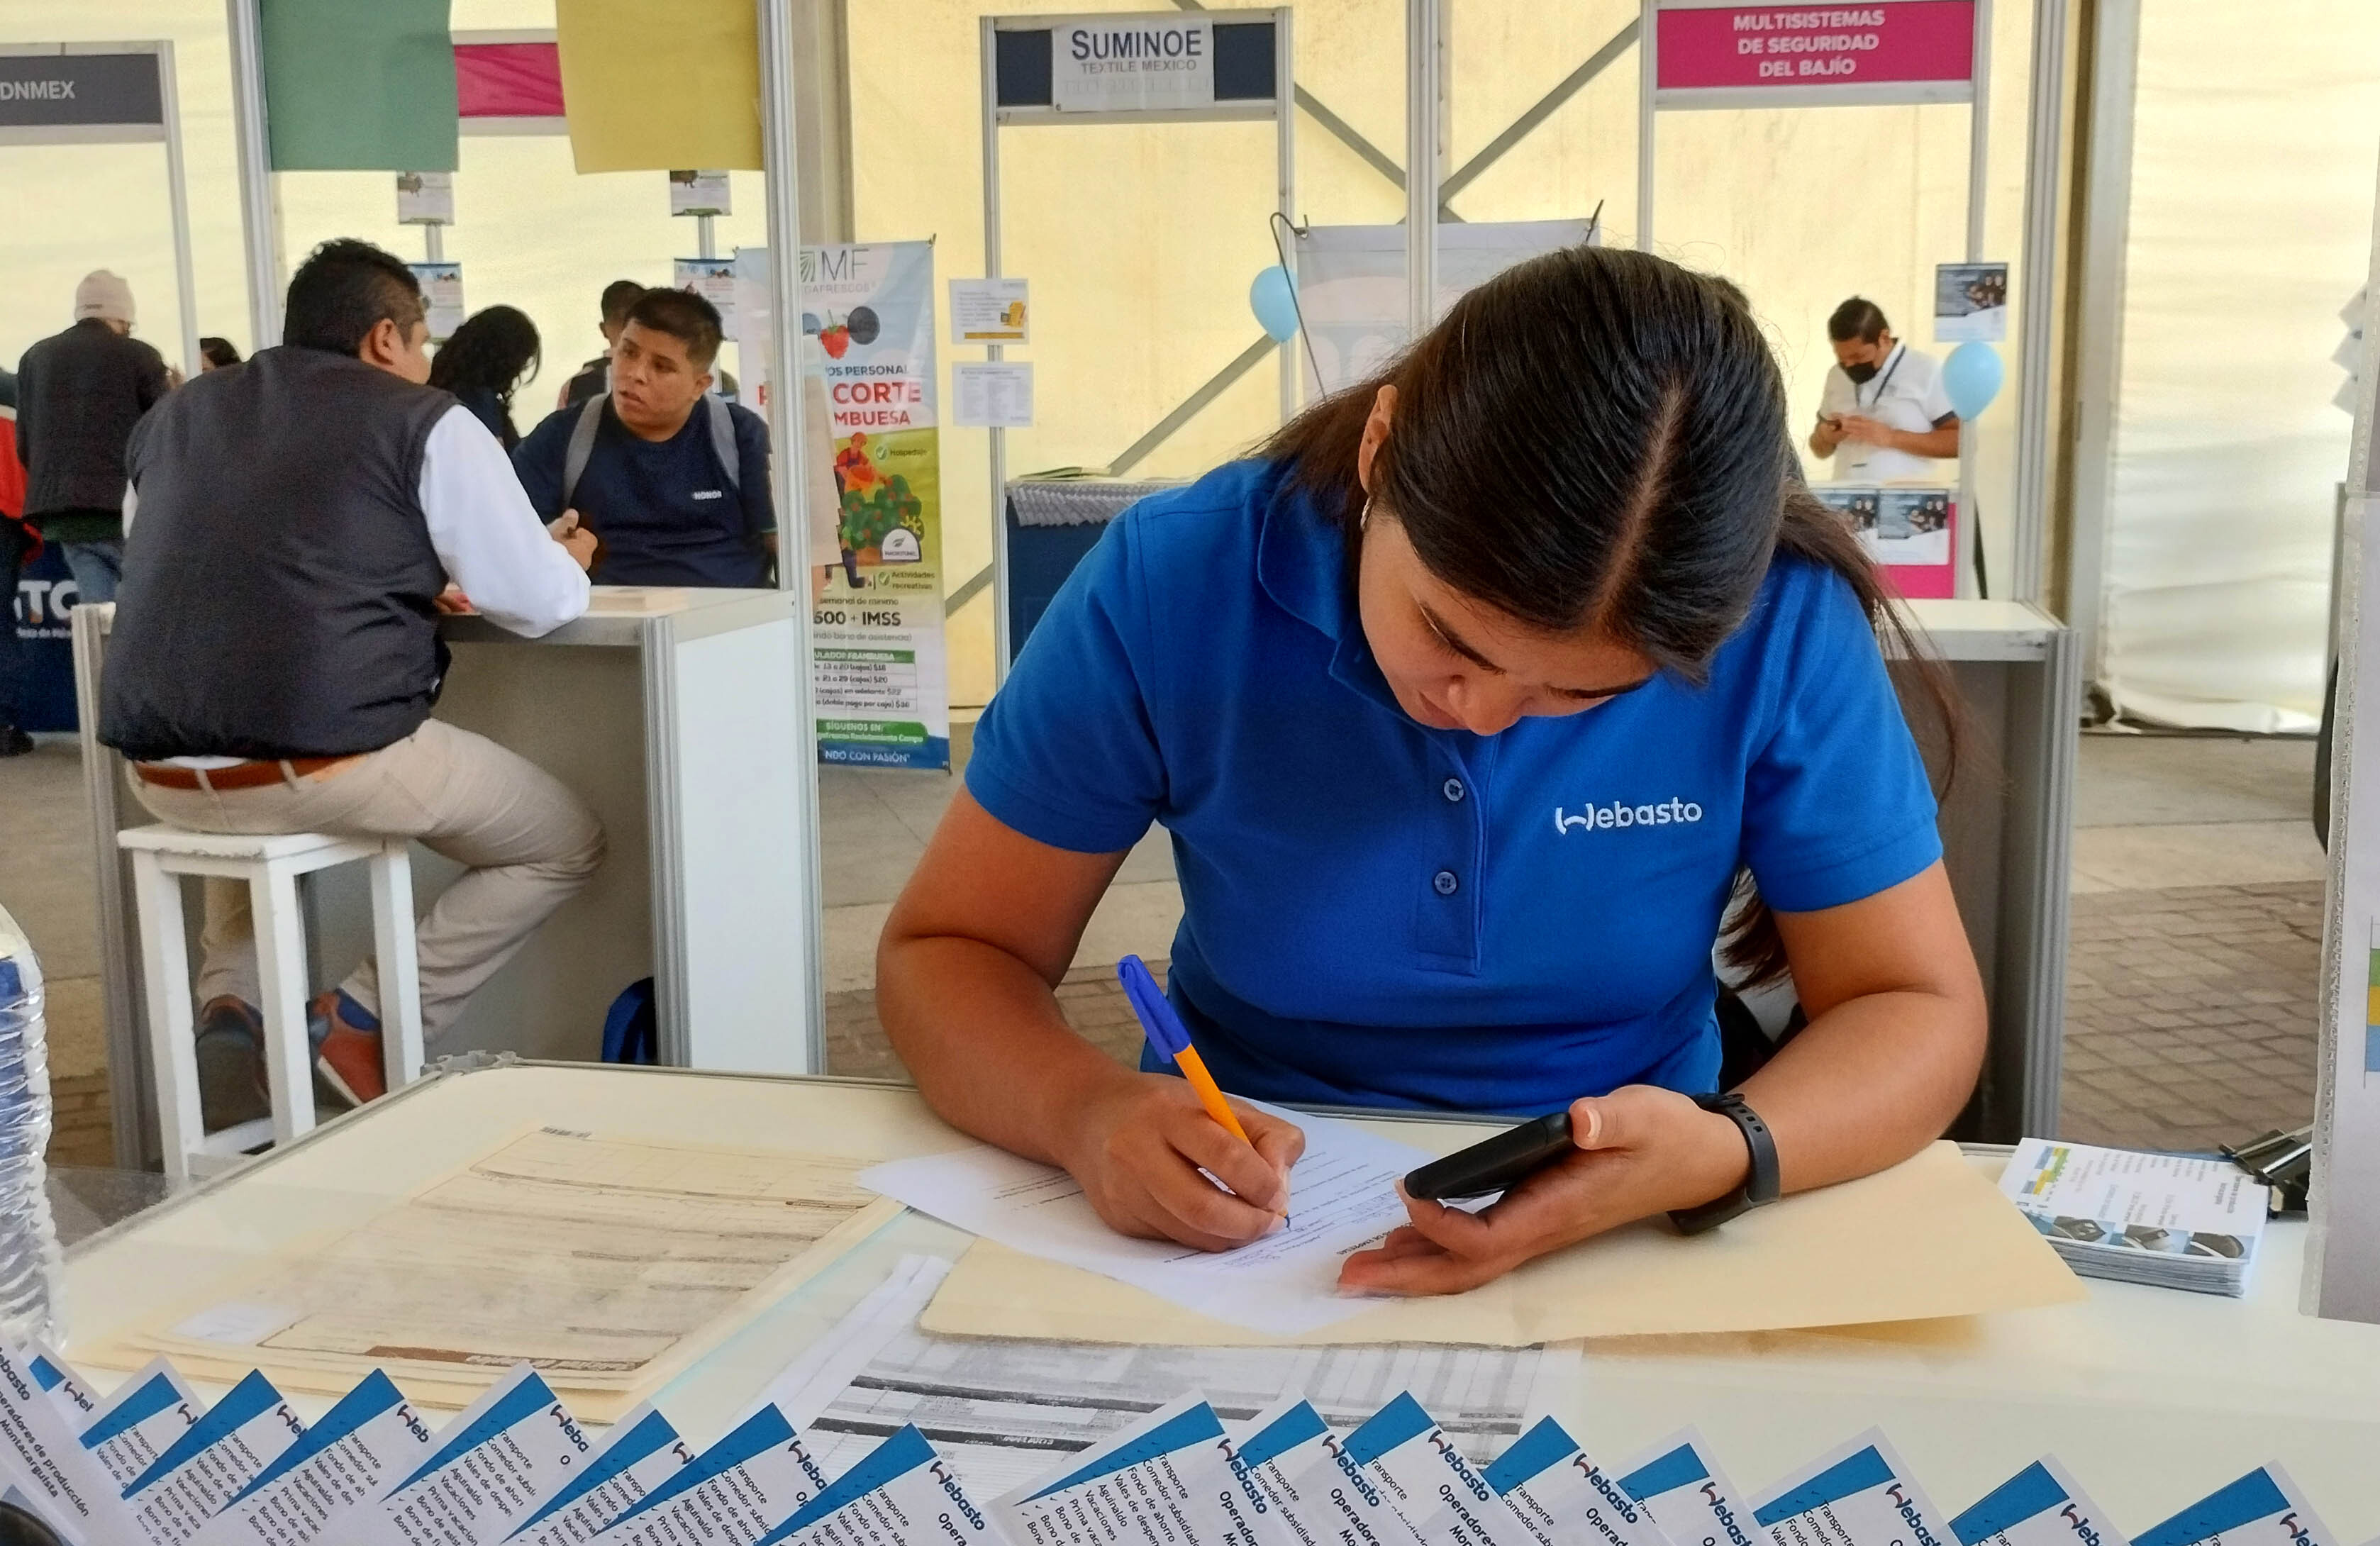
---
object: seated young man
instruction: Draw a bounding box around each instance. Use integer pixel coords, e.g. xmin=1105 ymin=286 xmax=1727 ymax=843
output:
xmin=513 ymin=289 xmax=775 ymax=588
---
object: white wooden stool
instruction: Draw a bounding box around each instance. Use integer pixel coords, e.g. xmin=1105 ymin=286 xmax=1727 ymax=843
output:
xmin=117 ymin=825 xmax=426 ymax=1185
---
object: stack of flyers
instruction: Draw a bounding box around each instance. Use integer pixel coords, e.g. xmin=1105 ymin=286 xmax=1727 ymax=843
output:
xmin=1998 ymin=1140 xmax=2267 ymax=1296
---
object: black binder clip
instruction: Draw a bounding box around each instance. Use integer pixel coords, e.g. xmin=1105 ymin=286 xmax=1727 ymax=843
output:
xmin=2221 ymin=1125 xmax=2312 ymax=1216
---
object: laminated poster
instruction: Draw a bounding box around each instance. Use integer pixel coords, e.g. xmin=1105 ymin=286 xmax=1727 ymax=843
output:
xmin=800 ymin=240 xmax=952 ymax=771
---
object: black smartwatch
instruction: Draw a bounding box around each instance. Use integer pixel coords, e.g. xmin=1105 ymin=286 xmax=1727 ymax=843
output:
xmin=1668 ymin=1091 xmax=1781 ymax=1235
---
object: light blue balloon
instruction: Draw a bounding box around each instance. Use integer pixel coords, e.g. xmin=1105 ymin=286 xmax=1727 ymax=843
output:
xmin=1249 ymin=265 xmax=1300 ymax=343
xmin=1942 ymin=340 xmax=2003 ymax=420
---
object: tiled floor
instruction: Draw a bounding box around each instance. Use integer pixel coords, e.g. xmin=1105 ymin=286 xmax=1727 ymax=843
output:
xmin=2 ymin=726 xmax=2332 ymax=1162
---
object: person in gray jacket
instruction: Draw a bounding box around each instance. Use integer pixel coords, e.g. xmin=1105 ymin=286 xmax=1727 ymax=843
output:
xmin=13 ymin=271 xmax=171 ymax=605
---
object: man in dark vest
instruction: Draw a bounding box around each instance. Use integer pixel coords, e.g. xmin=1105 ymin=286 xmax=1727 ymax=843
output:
xmin=102 ymin=239 xmax=604 ymax=1127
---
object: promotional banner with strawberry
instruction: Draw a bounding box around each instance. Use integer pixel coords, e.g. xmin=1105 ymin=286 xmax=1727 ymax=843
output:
xmin=796 ymin=240 xmax=951 ymax=771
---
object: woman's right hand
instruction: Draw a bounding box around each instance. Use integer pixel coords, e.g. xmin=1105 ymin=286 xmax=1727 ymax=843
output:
xmin=1057 ymin=1074 xmax=1306 ymax=1252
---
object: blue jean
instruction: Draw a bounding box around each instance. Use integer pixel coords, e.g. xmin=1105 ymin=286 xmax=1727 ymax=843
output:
xmin=61 ymin=538 xmax=124 ymax=606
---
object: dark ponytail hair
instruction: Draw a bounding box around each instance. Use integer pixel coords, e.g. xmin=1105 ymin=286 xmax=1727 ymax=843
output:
xmin=1261 ymin=244 xmax=1960 ymax=986
xmin=428 ymin=304 xmax=543 ymax=413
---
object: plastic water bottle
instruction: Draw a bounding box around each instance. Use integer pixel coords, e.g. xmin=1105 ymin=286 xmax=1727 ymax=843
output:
xmin=0 ymin=904 xmax=64 ymax=1345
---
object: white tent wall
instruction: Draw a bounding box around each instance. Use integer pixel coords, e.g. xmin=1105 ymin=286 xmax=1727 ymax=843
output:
xmin=0 ymin=1 xmax=245 ymax=377
xmin=2093 ymin=0 xmax=2380 ymax=732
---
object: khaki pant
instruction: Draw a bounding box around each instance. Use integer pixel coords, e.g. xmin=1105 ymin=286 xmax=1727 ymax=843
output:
xmin=132 ymin=719 xmax=605 ymax=1041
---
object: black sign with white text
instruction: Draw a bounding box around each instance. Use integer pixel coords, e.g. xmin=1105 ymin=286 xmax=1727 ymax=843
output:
xmin=0 ymin=51 xmax=163 ymax=131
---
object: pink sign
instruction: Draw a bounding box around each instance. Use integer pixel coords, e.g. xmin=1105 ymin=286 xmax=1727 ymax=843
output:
xmin=1657 ymin=3 xmax=1975 ymax=95
xmin=455 ymin=43 xmax=564 ymax=121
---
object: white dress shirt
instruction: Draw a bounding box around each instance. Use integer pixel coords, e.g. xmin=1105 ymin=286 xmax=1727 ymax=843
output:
xmin=416 ymin=405 xmax=590 ymax=637
xmin=1818 ymin=343 xmax=1957 ymax=482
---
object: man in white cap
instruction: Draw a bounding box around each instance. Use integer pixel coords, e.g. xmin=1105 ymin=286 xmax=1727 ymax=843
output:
xmin=13 ymin=270 xmax=172 ymax=605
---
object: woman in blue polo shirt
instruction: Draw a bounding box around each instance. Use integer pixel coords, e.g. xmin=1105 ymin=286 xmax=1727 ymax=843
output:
xmin=878 ymin=247 xmax=1985 ymax=1295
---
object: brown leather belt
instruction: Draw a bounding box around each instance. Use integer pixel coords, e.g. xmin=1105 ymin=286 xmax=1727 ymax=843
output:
xmin=133 ymin=757 xmax=352 ymax=791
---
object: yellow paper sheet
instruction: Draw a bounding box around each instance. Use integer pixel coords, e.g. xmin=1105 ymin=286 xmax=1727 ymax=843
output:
xmin=83 ymin=1127 xmax=900 ymax=1418
xmin=920 ymin=1141 xmax=2084 ymax=1345
xmin=557 ymin=0 xmax=762 ymax=173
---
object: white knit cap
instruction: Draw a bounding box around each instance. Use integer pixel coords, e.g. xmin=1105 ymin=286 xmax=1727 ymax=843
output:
xmin=73 ymin=270 xmax=135 ymax=325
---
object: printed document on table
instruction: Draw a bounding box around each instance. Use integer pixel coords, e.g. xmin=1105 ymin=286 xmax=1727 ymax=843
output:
xmin=78 ymin=1354 xmax=203 ymax=1489
xmin=350 ymin=1364 xmax=593 ymax=1545
xmin=190 ymin=1368 xmax=435 ymax=1545
xmin=2132 ymin=1467 xmax=2340 ymax=1546
xmin=510 ymin=1403 xmax=694 ymax=1546
xmin=1747 ymin=1430 xmax=1954 ymax=1546
xmin=858 ymin=1109 xmax=1431 ymax=1336
xmin=1476 ymin=1417 xmax=1670 ymax=1546
xmin=584 ymin=1401 xmax=835 ymax=1545
xmin=760 ymin=1425 xmax=1001 ymax=1546
xmin=0 ymin=1340 xmax=131 ymax=1543
xmin=1949 ymin=1458 xmax=2128 ymax=1546
xmin=1230 ymin=1399 xmax=1336 ymax=1546
xmin=1613 ymin=1430 xmax=1755 ymax=1546
xmin=112 ymin=1127 xmax=902 ymax=1420
xmin=996 ymin=1395 xmax=1288 ymax=1546
xmin=123 ymin=1368 xmax=309 ymax=1546
xmin=28 ymin=1340 xmax=101 ymax=1428
xmin=797 ymin=1288 xmax=1555 ymax=1498
xmin=1288 ymin=1392 xmax=1528 ymax=1546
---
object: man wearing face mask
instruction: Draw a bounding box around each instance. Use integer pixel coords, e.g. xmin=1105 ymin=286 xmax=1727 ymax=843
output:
xmin=1807 ymin=297 xmax=1959 ymax=482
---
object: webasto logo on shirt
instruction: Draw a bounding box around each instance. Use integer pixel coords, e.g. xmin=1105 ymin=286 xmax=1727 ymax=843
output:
xmin=1552 ymin=798 xmax=1703 ymax=835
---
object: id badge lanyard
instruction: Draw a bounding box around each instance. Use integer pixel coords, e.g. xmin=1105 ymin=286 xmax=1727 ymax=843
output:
xmin=1857 ymin=344 xmax=1906 ymax=413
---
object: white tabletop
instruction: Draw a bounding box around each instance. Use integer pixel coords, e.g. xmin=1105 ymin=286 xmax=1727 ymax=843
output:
xmin=1903 ymin=597 xmax=2064 ymax=662
xmin=62 ymin=1064 xmax=2380 ymax=1532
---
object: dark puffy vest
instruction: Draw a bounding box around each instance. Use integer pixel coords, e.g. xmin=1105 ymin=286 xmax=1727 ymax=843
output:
xmin=100 ymin=347 xmax=455 ymax=760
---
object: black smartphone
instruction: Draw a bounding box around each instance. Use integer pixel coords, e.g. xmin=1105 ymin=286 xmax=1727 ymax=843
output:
xmin=1403 ymin=1111 xmax=1574 ymax=1202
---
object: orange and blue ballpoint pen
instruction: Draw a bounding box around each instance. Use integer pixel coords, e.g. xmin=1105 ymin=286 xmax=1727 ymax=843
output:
xmin=1117 ymin=954 xmax=1285 ymax=1218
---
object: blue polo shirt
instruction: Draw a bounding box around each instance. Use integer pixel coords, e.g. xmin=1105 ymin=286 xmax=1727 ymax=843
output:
xmin=513 ymin=396 xmax=774 ymax=588
xmin=965 ymin=457 xmax=1942 ymax=1116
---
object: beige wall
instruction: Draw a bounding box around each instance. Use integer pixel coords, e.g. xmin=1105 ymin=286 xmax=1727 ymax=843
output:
xmin=6 ymin=0 xmax=2045 ymax=713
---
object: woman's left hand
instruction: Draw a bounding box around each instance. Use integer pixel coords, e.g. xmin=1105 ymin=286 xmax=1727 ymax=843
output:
xmin=1337 ymin=1086 xmax=1753 ymax=1296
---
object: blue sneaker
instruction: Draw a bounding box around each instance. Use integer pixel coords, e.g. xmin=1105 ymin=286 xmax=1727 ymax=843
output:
xmin=194 ymin=996 xmax=269 ymax=1133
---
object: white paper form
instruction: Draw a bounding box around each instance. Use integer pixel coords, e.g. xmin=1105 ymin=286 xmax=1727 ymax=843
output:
xmin=1291 ymin=1393 xmax=1528 ymax=1546
xmin=2132 ymin=1467 xmax=2340 ymax=1546
xmin=1748 ymin=1431 xmax=1955 ymax=1546
xmin=748 ymin=1256 xmax=953 ymax=1430
xmin=190 ymin=1369 xmax=435 ymax=1545
xmin=996 ymin=1394 xmax=1289 ymax=1546
xmin=585 ymin=1402 xmax=835 ymax=1545
xmin=1476 ymin=1418 xmax=1671 ymax=1546
xmin=352 ymin=1364 xmax=595 ymax=1546
xmin=1949 ymin=1459 xmax=2128 ymax=1546
xmin=801 ymin=1312 xmax=1550 ymax=1499
xmin=27 ymin=1341 xmax=99 ymax=1427
xmin=759 ymin=1425 xmax=1001 ymax=1546
xmin=858 ymin=1112 xmax=1431 ymax=1338
xmin=511 ymin=1403 xmax=695 ymax=1546
xmin=1612 ymin=1430 xmax=1757 ymax=1546
xmin=0 ymin=1340 xmax=130 ymax=1543
xmin=1230 ymin=1399 xmax=1336 ymax=1546
xmin=79 ymin=1355 xmax=204 ymax=1489
xmin=123 ymin=1368 xmax=308 ymax=1546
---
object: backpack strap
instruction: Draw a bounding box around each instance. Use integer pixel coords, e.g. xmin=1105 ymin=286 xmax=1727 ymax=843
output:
xmin=560 ymin=391 xmax=607 ymax=510
xmin=705 ymin=393 xmax=740 ymax=493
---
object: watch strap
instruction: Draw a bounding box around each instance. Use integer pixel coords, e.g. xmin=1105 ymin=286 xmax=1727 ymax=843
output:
xmin=1668 ymin=1091 xmax=1781 ymax=1235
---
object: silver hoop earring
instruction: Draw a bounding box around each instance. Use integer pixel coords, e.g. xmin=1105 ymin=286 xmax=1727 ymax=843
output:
xmin=1359 ymin=499 xmax=1372 ymax=531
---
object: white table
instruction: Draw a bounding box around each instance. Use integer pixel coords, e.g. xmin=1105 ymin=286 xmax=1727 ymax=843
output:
xmin=60 ymin=1062 xmax=2380 ymax=1531
xmin=74 ymin=589 xmax=820 ymax=1171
